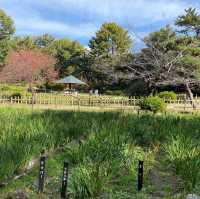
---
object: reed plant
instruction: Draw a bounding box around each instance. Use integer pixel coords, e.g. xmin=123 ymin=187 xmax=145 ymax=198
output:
xmin=1 ymin=107 xmax=200 ymax=196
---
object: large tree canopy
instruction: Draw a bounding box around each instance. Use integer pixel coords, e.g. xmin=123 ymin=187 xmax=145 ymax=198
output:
xmin=0 ymin=50 xmax=57 ymax=85
xmin=123 ymin=22 xmax=200 ymax=105
xmin=47 ymin=39 xmax=85 ymax=76
xmin=82 ymin=23 xmax=133 ymax=89
xmin=176 ymin=7 xmax=200 ymax=37
xmin=89 ymin=23 xmax=132 ymax=57
xmin=0 ymin=9 xmax=15 ymax=66
xmin=0 ymin=9 xmax=15 ymax=39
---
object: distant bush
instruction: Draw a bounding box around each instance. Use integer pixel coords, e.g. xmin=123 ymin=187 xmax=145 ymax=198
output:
xmin=10 ymin=92 xmax=22 ymax=99
xmin=140 ymin=96 xmax=166 ymax=113
xmin=0 ymin=86 xmax=10 ymax=91
xmin=0 ymin=85 xmax=26 ymax=93
xmin=158 ymin=91 xmax=177 ymax=100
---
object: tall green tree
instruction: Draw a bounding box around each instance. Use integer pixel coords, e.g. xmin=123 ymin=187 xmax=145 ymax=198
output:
xmin=122 ymin=26 xmax=180 ymax=94
xmin=89 ymin=23 xmax=132 ymax=57
xmin=124 ymin=23 xmax=200 ymax=106
xmin=0 ymin=9 xmax=15 ymax=66
xmin=0 ymin=9 xmax=15 ymax=39
xmin=176 ymin=8 xmax=200 ymax=37
xmin=47 ymin=39 xmax=85 ymax=76
xmin=85 ymin=23 xmax=133 ymax=89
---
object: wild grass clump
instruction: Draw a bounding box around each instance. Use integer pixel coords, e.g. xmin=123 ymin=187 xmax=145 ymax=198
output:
xmin=67 ymin=129 xmax=156 ymax=198
xmin=164 ymin=135 xmax=200 ymax=192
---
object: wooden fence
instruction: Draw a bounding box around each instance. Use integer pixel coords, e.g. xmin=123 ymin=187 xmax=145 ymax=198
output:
xmin=0 ymin=94 xmax=200 ymax=110
xmin=0 ymin=95 xmax=140 ymax=108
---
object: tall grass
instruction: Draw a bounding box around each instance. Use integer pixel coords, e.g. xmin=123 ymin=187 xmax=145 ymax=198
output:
xmin=1 ymin=108 xmax=200 ymax=196
xmin=164 ymin=135 xmax=200 ymax=192
xmin=0 ymin=109 xmax=91 ymax=180
xmin=67 ymin=129 xmax=155 ymax=198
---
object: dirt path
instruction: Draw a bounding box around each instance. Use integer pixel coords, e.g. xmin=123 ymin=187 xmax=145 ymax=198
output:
xmin=149 ymin=155 xmax=181 ymax=198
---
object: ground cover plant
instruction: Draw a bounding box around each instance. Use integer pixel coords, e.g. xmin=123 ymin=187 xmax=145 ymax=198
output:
xmin=0 ymin=108 xmax=200 ymax=198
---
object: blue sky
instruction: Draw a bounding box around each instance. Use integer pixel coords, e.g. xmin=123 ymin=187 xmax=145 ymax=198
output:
xmin=0 ymin=0 xmax=200 ymax=51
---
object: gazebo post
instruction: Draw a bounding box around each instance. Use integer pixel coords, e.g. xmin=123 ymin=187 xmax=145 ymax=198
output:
xmin=69 ymin=83 xmax=72 ymax=90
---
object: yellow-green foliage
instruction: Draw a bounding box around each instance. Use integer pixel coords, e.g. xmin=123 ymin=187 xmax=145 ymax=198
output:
xmin=140 ymin=96 xmax=167 ymax=113
xmin=158 ymin=91 xmax=177 ymax=100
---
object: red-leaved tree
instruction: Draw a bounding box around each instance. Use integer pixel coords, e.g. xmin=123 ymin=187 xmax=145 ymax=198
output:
xmin=0 ymin=50 xmax=58 ymax=87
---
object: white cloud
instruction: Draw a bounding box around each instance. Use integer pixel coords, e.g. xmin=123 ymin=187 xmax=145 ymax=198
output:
xmin=14 ymin=16 xmax=98 ymax=38
xmin=0 ymin=0 xmax=199 ymax=49
xmin=38 ymin=0 xmax=197 ymax=26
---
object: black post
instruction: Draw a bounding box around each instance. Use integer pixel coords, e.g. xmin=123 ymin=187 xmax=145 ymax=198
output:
xmin=61 ymin=161 xmax=69 ymax=199
xmin=38 ymin=155 xmax=46 ymax=192
xmin=138 ymin=160 xmax=144 ymax=191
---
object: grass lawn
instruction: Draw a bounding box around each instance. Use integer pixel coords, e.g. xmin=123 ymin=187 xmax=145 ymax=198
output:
xmin=0 ymin=108 xmax=200 ymax=198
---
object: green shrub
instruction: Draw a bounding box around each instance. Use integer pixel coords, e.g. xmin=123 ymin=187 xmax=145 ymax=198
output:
xmin=158 ymin=91 xmax=177 ymax=100
xmin=140 ymin=96 xmax=166 ymax=113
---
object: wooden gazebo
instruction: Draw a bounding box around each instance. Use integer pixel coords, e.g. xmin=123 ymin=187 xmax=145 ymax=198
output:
xmin=56 ymin=75 xmax=86 ymax=90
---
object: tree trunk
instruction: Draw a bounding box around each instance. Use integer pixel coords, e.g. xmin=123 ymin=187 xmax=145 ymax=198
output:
xmin=145 ymin=80 xmax=153 ymax=96
xmin=185 ymin=82 xmax=196 ymax=109
xmin=146 ymin=81 xmax=156 ymax=96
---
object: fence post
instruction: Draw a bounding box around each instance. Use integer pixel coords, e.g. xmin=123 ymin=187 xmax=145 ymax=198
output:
xmin=61 ymin=161 xmax=69 ymax=199
xmin=184 ymin=99 xmax=186 ymax=110
xmin=138 ymin=160 xmax=144 ymax=191
xmin=100 ymin=97 xmax=103 ymax=108
xmin=133 ymin=96 xmax=136 ymax=107
xmin=38 ymin=155 xmax=46 ymax=193
xmin=89 ymin=97 xmax=91 ymax=107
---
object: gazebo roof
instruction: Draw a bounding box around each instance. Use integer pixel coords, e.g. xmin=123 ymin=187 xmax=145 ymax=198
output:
xmin=56 ymin=75 xmax=86 ymax=85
